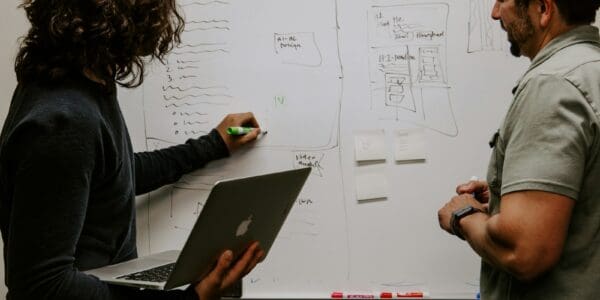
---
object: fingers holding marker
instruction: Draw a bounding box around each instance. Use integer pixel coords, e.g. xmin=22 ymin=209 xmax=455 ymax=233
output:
xmin=216 ymin=111 xmax=266 ymax=152
xmin=226 ymin=126 xmax=268 ymax=138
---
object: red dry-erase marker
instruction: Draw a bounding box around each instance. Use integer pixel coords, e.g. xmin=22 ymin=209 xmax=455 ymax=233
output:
xmin=346 ymin=294 xmax=375 ymax=299
xmin=331 ymin=291 xmax=344 ymax=299
xmin=380 ymin=292 xmax=394 ymax=298
xmin=397 ymin=291 xmax=425 ymax=298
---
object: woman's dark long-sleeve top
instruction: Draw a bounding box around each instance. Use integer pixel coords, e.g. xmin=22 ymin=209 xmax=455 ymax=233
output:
xmin=0 ymin=76 xmax=229 ymax=300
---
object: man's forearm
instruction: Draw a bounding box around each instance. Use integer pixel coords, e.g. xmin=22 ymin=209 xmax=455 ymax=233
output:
xmin=460 ymin=213 xmax=540 ymax=281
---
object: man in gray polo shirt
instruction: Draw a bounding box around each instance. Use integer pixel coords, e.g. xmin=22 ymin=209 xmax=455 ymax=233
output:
xmin=438 ymin=0 xmax=600 ymax=299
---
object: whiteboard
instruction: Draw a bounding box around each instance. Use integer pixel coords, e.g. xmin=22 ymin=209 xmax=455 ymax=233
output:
xmin=0 ymin=0 xmax=534 ymax=298
xmin=131 ymin=0 xmax=528 ymax=298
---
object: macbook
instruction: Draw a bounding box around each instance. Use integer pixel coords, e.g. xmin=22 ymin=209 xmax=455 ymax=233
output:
xmin=85 ymin=167 xmax=311 ymax=290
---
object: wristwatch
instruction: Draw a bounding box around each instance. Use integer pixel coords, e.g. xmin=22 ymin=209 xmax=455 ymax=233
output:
xmin=450 ymin=205 xmax=483 ymax=240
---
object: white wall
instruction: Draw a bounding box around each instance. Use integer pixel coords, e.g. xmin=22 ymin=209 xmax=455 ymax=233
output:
xmin=0 ymin=3 xmax=24 ymax=114
xmin=0 ymin=1 xmax=27 ymax=297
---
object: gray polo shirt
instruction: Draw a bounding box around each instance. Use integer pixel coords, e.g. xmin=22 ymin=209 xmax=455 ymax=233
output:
xmin=482 ymin=25 xmax=600 ymax=299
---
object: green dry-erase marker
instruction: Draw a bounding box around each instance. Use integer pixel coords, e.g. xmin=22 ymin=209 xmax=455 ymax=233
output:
xmin=226 ymin=127 xmax=254 ymax=135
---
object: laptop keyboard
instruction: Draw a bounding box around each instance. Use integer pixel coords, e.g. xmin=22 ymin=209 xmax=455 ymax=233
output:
xmin=116 ymin=262 xmax=175 ymax=283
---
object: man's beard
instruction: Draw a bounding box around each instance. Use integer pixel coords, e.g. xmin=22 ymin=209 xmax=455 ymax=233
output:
xmin=509 ymin=39 xmax=522 ymax=57
xmin=502 ymin=10 xmax=535 ymax=57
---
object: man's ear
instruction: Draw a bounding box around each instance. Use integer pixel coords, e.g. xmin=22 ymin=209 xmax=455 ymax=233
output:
xmin=538 ymin=0 xmax=554 ymax=27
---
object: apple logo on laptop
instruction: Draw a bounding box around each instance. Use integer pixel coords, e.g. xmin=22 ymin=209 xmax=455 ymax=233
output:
xmin=236 ymin=214 xmax=253 ymax=237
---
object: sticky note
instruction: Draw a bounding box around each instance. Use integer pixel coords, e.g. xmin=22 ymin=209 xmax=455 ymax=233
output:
xmin=354 ymin=129 xmax=387 ymax=162
xmin=355 ymin=167 xmax=389 ymax=201
xmin=394 ymin=128 xmax=426 ymax=162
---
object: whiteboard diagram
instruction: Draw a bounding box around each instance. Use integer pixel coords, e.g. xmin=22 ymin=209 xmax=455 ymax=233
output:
xmin=141 ymin=0 xmax=349 ymax=296
xmin=368 ymin=3 xmax=458 ymax=137
xmin=468 ymin=0 xmax=505 ymax=53
xmin=143 ymin=0 xmax=343 ymax=150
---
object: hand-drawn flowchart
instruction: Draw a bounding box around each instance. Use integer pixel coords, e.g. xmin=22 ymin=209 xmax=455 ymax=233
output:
xmin=367 ymin=3 xmax=458 ymax=137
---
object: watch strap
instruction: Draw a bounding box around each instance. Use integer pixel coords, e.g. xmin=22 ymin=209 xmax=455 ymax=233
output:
xmin=451 ymin=205 xmax=483 ymax=240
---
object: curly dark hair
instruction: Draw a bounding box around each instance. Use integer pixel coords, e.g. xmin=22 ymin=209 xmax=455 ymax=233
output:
xmin=515 ymin=0 xmax=600 ymax=25
xmin=15 ymin=0 xmax=185 ymax=88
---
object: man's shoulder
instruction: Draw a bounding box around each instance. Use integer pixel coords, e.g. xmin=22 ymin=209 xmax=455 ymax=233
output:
xmin=518 ymin=42 xmax=600 ymax=106
xmin=533 ymin=41 xmax=600 ymax=78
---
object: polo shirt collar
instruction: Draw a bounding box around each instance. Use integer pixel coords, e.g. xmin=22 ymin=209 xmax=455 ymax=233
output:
xmin=513 ymin=25 xmax=600 ymax=94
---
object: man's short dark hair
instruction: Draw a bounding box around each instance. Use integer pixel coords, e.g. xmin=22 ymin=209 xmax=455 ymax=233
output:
xmin=516 ymin=0 xmax=600 ymax=25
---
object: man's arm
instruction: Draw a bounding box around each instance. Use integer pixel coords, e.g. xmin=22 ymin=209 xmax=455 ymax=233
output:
xmin=460 ymin=191 xmax=574 ymax=281
xmin=441 ymin=74 xmax=589 ymax=282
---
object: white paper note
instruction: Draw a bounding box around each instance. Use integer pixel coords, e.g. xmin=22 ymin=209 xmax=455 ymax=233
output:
xmin=394 ymin=128 xmax=426 ymax=162
xmin=354 ymin=129 xmax=387 ymax=162
xmin=355 ymin=168 xmax=389 ymax=201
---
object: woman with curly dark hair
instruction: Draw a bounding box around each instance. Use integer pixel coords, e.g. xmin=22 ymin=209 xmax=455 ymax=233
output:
xmin=0 ymin=1 xmax=265 ymax=299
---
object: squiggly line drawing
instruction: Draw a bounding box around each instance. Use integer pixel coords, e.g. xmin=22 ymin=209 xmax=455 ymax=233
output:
xmin=175 ymin=112 xmax=208 ymax=116
xmin=177 ymin=42 xmax=227 ymax=48
xmin=181 ymin=1 xmax=229 ymax=7
xmin=184 ymin=26 xmax=231 ymax=32
xmin=177 ymin=66 xmax=200 ymax=70
xmin=183 ymin=121 xmax=209 ymax=125
xmin=186 ymin=20 xmax=229 ymax=24
xmin=163 ymin=94 xmax=233 ymax=101
xmin=172 ymin=49 xmax=230 ymax=55
xmin=176 ymin=58 xmax=222 ymax=64
xmin=164 ymin=102 xmax=229 ymax=108
xmin=162 ymin=85 xmax=228 ymax=92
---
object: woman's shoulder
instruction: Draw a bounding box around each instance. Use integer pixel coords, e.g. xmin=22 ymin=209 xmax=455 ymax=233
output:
xmin=13 ymin=77 xmax=114 ymax=128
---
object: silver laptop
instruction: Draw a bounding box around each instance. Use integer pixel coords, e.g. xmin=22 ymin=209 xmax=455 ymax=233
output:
xmin=85 ymin=167 xmax=311 ymax=290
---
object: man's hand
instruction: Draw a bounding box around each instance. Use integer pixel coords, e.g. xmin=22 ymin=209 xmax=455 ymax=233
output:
xmin=195 ymin=242 xmax=265 ymax=300
xmin=456 ymin=179 xmax=490 ymax=205
xmin=438 ymin=194 xmax=486 ymax=236
xmin=215 ymin=112 xmax=262 ymax=153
